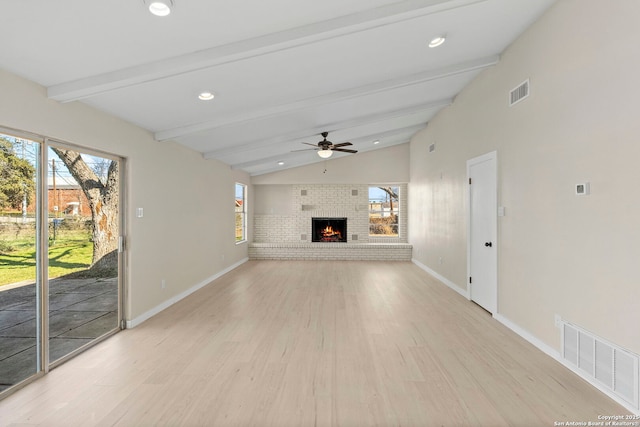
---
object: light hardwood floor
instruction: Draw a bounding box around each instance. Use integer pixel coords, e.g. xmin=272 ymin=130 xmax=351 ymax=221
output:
xmin=0 ymin=261 xmax=629 ymax=426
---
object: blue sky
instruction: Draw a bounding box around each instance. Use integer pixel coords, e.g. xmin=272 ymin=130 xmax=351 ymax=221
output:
xmin=368 ymin=186 xmax=398 ymax=202
xmin=3 ymin=134 xmax=111 ymax=181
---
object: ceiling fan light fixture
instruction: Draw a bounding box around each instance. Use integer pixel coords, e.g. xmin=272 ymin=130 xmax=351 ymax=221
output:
xmin=318 ymin=149 xmax=333 ymax=159
xmin=145 ymin=0 xmax=173 ymax=17
xmin=428 ymin=35 xmax=446 ymax=48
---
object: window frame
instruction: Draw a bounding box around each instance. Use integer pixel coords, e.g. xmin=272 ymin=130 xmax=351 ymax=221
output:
xmin=235 ymin=182 xmax=247 ymax=244
xmin=368 ymin=185 xmax=400 ymax=237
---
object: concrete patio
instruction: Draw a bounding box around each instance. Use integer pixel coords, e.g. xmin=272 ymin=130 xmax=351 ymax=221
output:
xmin=0 ymin=276 xmax=118 ymax=392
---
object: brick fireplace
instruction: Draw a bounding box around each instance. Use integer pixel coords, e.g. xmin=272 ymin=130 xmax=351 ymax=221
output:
xmin=249 ymin=184 xmax=412 ymax=261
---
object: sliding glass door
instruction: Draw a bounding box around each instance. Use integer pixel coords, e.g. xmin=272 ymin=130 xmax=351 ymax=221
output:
xmin=0 ymin=133 xmax=41 ymax=392
xmin=47 ymin=143 xmax=122 ymax=365
xmin=0 ymin=130 xmax=124 ymax=396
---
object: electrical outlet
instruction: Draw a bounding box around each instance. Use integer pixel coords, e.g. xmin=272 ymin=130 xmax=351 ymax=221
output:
xmin=161 ymin=279 xmax=166 ymax=289
xmin=438 ymin=257 xmax=443 ymax=265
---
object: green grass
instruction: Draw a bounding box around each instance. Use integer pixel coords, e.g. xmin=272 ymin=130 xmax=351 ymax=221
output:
xmin=0 ymin=232 xmax=92 ymax=287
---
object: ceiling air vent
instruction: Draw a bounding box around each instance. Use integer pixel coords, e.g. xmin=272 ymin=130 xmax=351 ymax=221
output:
xmin=509 ymin=79 xmax=530 ymax=106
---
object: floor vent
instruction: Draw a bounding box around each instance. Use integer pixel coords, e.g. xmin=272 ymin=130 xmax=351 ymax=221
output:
xmin=509 ymin=79 xmax=529 ymax=106
xmin=562 ymin=321 xmax=639 ymax=409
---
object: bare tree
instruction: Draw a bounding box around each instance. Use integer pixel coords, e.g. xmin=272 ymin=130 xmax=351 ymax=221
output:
xmin=378 ymin=186 xmax=398 ymax=214
xmin=90 ymin=157 xmax=112 ymax=184
xmin=51 ymin=148 xmax=118 ymax=268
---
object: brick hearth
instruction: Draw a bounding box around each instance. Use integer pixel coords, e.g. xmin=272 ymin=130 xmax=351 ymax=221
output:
xmin=248 ymin=242 xmax=412 ymax=261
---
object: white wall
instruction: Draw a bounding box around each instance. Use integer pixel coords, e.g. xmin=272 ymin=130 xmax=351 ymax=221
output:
xmin=0 ymin=69 xmax=250 ymax=323
xmin=409 ymin=0 xmax=640 ymax=355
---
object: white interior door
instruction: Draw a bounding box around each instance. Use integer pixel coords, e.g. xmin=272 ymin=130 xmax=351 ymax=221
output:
xmin=468 ymin=152 xmax=497 ymax=313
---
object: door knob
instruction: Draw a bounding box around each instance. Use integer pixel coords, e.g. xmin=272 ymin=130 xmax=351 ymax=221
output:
xmin=485 ymin=242 xmax=492 ymax=247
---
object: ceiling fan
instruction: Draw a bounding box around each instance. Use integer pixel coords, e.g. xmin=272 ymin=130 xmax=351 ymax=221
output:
xmin=294 ymin=132 xmax=358 ymax=158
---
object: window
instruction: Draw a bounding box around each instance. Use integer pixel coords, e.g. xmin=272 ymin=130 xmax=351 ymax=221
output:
xmin=369 ymin=186 xmax=399 ymax=236
xmin=235 ymin=183 xmax=247 ymax=242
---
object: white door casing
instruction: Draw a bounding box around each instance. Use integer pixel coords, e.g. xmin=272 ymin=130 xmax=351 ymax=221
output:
xmin=467 ymin=151 xmax=497 ymax=314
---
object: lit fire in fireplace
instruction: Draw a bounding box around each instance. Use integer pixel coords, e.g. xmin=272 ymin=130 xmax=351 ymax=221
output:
xmin=322 ymin=225 xmax=341 ymax=240
xmin=312 ymin=217 xmax=347 ymax=242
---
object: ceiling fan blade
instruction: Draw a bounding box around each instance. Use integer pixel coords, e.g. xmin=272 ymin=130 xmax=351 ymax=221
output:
xmin=331 ymin=142 xmax=352 ymax=148
xmin=302 ymin=142 xmax=319 ymax=147
xmin=291 ymin=148 xmax=318 ymax=152
xmin=332 ymin=148 xmax=358 ymax=154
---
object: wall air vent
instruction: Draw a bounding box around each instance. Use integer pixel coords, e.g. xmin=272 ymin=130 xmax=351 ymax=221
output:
xmin=509 ymin=79 xmax=530 ymax=106
xmin=561 ymin=321 xmax=639 ymax=410
xmin=429 ymin=143 xmax=436 ymax=153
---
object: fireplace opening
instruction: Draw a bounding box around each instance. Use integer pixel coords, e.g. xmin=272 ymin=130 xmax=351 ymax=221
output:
xmin=312 ymin=217 xmax=347 ymax=242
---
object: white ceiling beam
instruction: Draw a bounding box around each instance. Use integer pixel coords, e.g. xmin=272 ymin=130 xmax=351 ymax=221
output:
xmin=47 ymin=0 xmax=486 ymax=103
xmin=229 ymin=123 xmax=425 ymax=170
xmin=159 ymin=55 xmax=496 ymax=142
xmin=230 ymin=152 xmax=313 ymax=171
xmin=242 ymin=133 xmax=418 ymax=176
xmin=231 ymin=138 xmax=408 ymax=176
xmin=204 ymin=99 xmax=449 ymax=160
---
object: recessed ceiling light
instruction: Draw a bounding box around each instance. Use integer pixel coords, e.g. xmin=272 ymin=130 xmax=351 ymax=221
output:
xmin=373 ymin=140 xmax=380 ymax=145
xmin=428 ymin=35 xmax=446 ymax=48
xmin=277 ymin=161 xmax=284 ymax=166
xmin=145 ymin=0 xmax=173 ymax=17
xmin=198 ymin=91 xmax=215 ymax=101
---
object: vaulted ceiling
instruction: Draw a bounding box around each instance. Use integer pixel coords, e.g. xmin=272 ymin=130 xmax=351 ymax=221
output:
xmin=1 ymin=0 xmax=555 ymax=175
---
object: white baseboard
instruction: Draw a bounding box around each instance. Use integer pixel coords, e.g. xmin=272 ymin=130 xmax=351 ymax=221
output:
xmin=410 ymin=260 xmax=639 ymax=415
xmin=493 ymin=313 xmax=560 ymax=360
xmin=411 ymin=258 xmax=469 ymax=299
xmin=494 ymin=313 xmax=640 ymax=415
xmin=126 ymin=258 xmax=248 ymax=328
xmin=560 ymin=359 xmax=640 ymax=415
